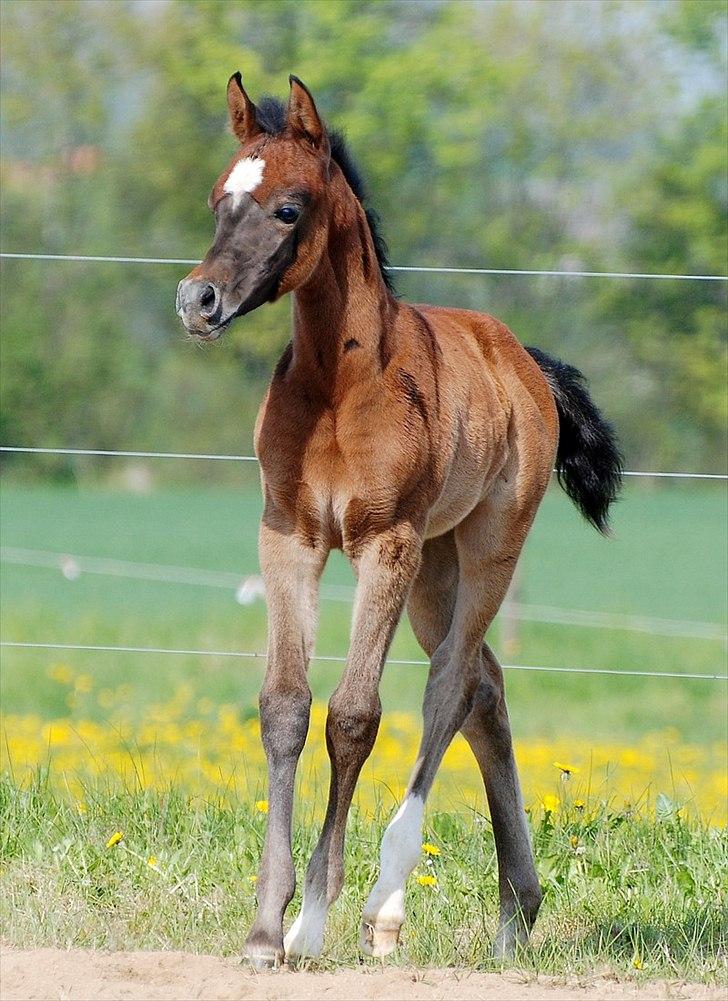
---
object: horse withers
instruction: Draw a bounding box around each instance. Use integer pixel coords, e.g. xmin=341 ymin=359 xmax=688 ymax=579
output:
xmin=176 ymin=72 xmax=622 ymax=969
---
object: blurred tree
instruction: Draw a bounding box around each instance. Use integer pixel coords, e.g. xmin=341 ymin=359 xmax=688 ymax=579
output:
xmin=594 ymin=0 xmax=728 ymax=468
xmin=603 ymin=97 xmax=727 ymax=467
xmin=0 ymin=1 xmax=155 ymax=473
xmin=1 ymin=0 xmax=725 ymax=478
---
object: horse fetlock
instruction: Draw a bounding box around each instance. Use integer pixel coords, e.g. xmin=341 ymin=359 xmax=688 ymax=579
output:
xmin=360 ymin=877 xmax=405 ymax=957
xmin=258 ymin=854 xmax=297 ymax=911
xmin=519 ymin=880 xmax=543 ymax=925
xmin=502 ymin=874 xmax=542 ymax=924
xmin=360 ymin=881 xmax=406 ymax=958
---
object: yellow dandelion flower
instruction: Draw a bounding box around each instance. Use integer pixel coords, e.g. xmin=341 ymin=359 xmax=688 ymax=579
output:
xmin=416 ymin=874 xmax=437 ymax=887
xmin=632 ymin=956 xmax=643 ymax=970
xmin=48 ymin=663 xmax=74 ymax=685
xmin=422 ymin=842 xmax=441 ymax=857
xmin=542 ymin=794 xmax=560 ymax=815
xmin=106 ymin=831 xmax=123 ymax=848
xmin=146 ymin=856 xmax=158 ymax=868
xmin=574 ymin=799 xmax=585 ymax=811
xmin=255 ymin=800 xmax=269 ymax=814
xmin=248 ymin=874 xmax=258 ymax=884
xmin=556 ymin=760 xmax=576 ymax=784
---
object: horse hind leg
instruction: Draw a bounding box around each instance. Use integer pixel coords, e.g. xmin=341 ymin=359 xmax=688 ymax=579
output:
xmin=361 ymin=642 xmax=482 ymax=958
xmin=454 ymin=482 xmax=544 ymax=956
xmin=361 ymin=488 xmax=542 ymax=959
xmin=461 ymin=643 xmax=541 ymax=956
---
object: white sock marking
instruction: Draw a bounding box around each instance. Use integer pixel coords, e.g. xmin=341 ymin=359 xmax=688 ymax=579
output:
xmin=223 ymin=157 xmax=265 ymax=207
xmin=283 ymin=891 xmax=327 ymax=959
xmin=363 ymin=794 xmax=424 ymax=930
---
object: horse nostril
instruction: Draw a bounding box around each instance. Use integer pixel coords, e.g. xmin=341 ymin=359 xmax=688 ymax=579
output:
xmin=199 ymin=284 xmax=220 ymax=318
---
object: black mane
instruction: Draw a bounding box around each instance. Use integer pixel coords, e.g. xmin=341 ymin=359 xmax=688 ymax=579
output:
xmin=256 ymin=96 xmax=395 ymax=293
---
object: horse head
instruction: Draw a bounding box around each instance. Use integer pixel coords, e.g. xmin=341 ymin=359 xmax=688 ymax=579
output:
xmin=176 ymin=73 xmax=331 ymax=339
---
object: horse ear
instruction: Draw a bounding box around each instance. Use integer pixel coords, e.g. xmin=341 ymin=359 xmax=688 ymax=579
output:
xmin=287 ymin=75 xmax=327 ymax=151
xmin=227 ymin=72 xmax=262 ymax=144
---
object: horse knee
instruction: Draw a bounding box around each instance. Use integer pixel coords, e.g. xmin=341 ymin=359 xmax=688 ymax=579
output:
xmin=259 ymin=684 xmax=311 ymax=761
xmin=326 ymin=692 xmax=381 ymax=764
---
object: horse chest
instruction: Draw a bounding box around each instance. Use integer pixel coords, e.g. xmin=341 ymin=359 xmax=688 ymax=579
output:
xmin=258 ymin=396 xmax=427 ymax=551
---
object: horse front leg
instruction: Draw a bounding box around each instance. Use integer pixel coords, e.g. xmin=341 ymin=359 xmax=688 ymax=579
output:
xmin=243 ymin=522 xmax=327 ymax=969
xmin=283 ymin=521 xmax=423 ymax=962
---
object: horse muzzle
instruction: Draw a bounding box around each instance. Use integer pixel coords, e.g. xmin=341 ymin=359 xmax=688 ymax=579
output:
xmin=176 ymin=277 xmax=231 ymax=339
xmin=176 ymin=265 xmax=284 ymax=339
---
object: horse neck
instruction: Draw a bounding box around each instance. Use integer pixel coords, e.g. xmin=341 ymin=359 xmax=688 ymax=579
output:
xmin=291 ymin=187 xmax=395 ymax=400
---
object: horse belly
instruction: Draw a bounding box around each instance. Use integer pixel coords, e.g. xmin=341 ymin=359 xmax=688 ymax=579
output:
xmin=425 ymin=472 xmax=485 ymax=539
xmin=424 ymin=412 xmax=509 ymax=540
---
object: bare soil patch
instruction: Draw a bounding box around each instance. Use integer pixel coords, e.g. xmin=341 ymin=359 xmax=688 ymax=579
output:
xmin=1 ymin=949 xmax=724 ymax=1001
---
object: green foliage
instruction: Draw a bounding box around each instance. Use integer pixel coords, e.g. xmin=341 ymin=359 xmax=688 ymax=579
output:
xmin=599 ymin=97 xmax=727 ymax=466
xmin=0 ymin=0 xmax=726 ymax=476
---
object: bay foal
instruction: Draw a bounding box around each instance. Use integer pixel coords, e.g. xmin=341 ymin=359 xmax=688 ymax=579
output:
xmin=177 ymin=73 xmax=622 ymax=968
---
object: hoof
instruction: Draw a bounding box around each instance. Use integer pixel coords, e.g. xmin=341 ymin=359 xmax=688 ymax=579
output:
xmin=491 ymin=933 xmax=512 ymax=962
xmin=492 ymin=923 xmax=529 ymax=961
xmin=243 ymin=942 xmax=284 ymax=971
xmin=359 ymin=920 xmax=401 ymax=958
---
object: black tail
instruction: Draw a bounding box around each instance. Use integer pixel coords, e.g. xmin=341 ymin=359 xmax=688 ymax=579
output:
xmin=526 ymin=347 xmax=623 ymax=535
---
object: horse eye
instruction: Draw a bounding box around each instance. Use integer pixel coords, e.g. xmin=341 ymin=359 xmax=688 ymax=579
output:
xmin=275 ymin=204 xmax=300 ymax=224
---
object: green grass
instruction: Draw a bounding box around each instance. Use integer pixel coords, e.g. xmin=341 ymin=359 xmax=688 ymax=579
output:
xmin=1 ymin=774 xmax=725 ymax=981
xmin=1 ymin=480 xmax=726 ymax=743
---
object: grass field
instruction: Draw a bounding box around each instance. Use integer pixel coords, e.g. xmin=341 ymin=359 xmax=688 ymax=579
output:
xmin=1 ymin=478 xmax=725 ymax=732
xmin=2 ymin=775 xmax=726 ymax=982
xmin=1 ymin=480 xmax=726 ymax=804
xmin=1 ymin=478 xmax=726 ymax=981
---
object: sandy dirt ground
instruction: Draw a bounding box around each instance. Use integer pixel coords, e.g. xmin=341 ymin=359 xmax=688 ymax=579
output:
xmin=1 ymin=949 xmax=725 ymax=1001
